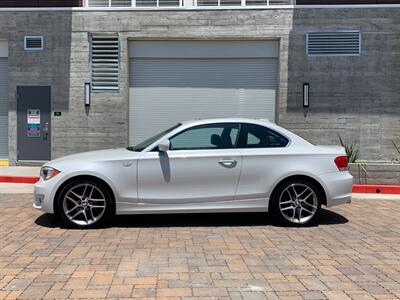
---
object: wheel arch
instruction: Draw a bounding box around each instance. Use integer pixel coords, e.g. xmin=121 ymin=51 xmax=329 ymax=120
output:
xmin=53 ymin=175 xmax=116 ymax=215
xmin=269 ymin=175 xmax=327 ymax=207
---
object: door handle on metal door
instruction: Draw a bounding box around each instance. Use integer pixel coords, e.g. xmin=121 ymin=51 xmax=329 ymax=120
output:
xmin=218 ymin=159 xmax=237 ymax=167
xmin=42 ymin=122 xmax=49 ymax=139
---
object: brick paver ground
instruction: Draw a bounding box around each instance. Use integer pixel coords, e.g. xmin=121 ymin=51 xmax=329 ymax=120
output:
xmin=0 ymin=194 xmax=399 ymax=299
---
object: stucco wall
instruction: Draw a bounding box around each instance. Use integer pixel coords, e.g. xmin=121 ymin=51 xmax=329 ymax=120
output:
xmin=1 ymin=7 xmax=399 ymax=163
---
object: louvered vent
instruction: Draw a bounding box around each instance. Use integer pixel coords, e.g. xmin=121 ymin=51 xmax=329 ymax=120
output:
xmin=91 ymin=34 xmax=119 ymax=91
xmin=307 ymin=31 xmax=360 ymax=56
xmin=24 ymin=36 xmax=43 ymax=51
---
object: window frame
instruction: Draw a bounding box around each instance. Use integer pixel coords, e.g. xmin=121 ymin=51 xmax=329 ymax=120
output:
xmin=237 ymin=123 xmax=290 ymax=149
xmin=168 ymin=122 xmax=241 ymax=151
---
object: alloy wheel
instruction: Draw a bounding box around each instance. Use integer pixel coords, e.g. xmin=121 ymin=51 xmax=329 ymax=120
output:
xmin=62 ymin=183 xmax=106 ymax=226
xmin=278 ymin=183 xmax=318 ymax=224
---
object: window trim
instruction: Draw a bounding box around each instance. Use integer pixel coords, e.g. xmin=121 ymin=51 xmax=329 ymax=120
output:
xmin=24 ymin=36 xmax=44 ymax=51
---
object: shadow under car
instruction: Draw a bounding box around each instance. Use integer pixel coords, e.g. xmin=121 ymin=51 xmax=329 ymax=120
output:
xmin=35 ymin=209 xmax=348 ymax=229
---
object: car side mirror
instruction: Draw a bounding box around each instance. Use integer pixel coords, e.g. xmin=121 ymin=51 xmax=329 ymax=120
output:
xmin=158 ymin=139 xmax=170 ymax=152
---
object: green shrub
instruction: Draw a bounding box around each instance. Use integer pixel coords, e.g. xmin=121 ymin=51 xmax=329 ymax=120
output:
xmin=338 ymin=135 xmax=361 ymax=163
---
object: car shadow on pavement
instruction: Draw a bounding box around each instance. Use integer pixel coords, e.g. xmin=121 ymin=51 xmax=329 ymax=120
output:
xmin=35 ymin=209 xmax=348 ymax=229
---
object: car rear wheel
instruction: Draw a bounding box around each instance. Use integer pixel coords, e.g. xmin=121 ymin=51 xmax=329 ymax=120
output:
xmin=56 ymin=180 xmax=113 ymax=229
xmin=271 ymin=179 xmax=322 ymax=226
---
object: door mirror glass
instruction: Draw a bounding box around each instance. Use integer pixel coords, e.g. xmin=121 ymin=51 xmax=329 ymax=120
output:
xmin=158 ymin=139 xmax=170 ymax=152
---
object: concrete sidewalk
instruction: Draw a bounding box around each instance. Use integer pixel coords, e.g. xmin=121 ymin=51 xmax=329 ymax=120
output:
xmin=352 ymin=193 xmax=400 ymax=200
xmin=0 ymin=166 xmax=40 ymax=177
xmin=0 ymin=183 xmax=34 ymax=193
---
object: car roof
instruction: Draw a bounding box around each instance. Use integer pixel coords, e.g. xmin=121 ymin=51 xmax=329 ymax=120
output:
xmin=180 ymin=118 xmax=271 ymax=126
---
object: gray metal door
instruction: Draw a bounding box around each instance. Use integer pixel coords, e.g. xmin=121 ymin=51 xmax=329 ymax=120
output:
xmin=0 ymin=58 xmax=8 ymax=159
xmin=17 ymin=86 xmax=51 ymax=161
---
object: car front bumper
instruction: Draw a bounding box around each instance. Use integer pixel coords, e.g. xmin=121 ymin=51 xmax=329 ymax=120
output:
xmin=33 ymin=173 xmax=67 ymax=214
xmin=319 ymin=171 xmax=353 ymax=207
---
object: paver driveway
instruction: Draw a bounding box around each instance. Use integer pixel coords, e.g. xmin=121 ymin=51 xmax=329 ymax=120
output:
xmin=0 ymin=194 xmax=399 ymax=300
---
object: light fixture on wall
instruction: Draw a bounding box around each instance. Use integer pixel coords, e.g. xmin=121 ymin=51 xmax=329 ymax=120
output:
xmin=303 ymin=83 xmax=309 ymax=108
xmin=84 ymin=82 xmax=91 ymax=107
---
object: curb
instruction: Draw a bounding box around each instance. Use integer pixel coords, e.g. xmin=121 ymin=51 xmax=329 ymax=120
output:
xmin=352 ymin=184 xmax=400 ymax=194
xmin=0 ymin=176 xmax=39 ymax=184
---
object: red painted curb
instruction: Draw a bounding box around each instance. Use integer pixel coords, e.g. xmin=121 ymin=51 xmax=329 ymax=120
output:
xmin=0 ymin=176 xmax=39 ymax=184
xmin=352 ymin=184 xmax=400 ymax=195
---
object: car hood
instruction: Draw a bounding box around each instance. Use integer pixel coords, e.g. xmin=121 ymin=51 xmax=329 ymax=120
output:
xmin=44 ymin=148 xmax=141 ymax=170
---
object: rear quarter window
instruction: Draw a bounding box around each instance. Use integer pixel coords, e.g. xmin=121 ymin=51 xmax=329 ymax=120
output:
xmin=238 ymin=123 xmax=289 ymax=148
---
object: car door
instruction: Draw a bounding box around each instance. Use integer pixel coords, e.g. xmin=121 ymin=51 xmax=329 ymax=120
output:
xmin=235 ymin=123 xmax=290 ymax=204
xmin=137 ymin=123 xmax=242 ymax=206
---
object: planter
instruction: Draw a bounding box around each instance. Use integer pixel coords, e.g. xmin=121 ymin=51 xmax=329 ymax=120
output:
xmin=349 ymin=162 xmax=400 ymax=185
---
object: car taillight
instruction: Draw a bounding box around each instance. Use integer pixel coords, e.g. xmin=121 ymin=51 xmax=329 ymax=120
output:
xmin=334 ymin=156 xmax=348 ymax=171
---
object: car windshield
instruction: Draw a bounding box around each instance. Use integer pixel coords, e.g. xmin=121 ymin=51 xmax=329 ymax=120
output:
xmin=127 ymin=123 xmax=182 ymax=152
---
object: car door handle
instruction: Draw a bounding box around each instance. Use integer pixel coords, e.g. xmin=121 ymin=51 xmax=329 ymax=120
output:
xmin=218 ymin=159 xmax=237 ymax=167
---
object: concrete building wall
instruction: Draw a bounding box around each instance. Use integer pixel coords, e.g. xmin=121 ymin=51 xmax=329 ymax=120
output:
xmin=54 ymin=9 xmax=295 ymax=160
xmin=0 ymin=11 xmax=72 ymax=164
xmin=1 ymin=7 xmax=399 ymax=163
xmin=284 ymin=8 xmax=400 ymax=160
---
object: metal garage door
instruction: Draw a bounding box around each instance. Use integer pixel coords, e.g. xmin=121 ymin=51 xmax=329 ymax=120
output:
xmin=128 ymin=41 xmax=278 ymax=145
xmin=0 ymin=42 xmax=8 ymax=159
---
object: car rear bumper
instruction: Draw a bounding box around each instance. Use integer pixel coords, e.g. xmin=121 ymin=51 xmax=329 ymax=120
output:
xmin=319 ymin=171 xmax=353 ymax=207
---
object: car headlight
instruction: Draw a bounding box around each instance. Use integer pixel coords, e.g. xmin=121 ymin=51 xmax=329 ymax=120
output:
xmin=40 ymin=167 xmax=60 ymax=181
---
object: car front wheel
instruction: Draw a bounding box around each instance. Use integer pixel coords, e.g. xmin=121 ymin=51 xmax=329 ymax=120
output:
xmin=271 ymin=179 xmax=322 ymax=226
xmin=56 ymin=179 xmax=113 ymax=229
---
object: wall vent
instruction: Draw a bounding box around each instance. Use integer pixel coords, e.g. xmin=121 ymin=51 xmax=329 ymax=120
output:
xmin=306 ymin=31 xmax=360 ymax=56
xmin=24 ymin=36 xmax=43 ymax=51
xmin=90 ymin=34 xmax=119 ymax=91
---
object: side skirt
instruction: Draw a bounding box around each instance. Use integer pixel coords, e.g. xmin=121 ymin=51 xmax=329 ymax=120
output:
xmin=115 ymin=198 xmax=269 ymax=215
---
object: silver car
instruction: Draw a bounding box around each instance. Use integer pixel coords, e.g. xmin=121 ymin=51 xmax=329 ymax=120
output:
xmin=34 ymin=118 xmax=352 ymax=228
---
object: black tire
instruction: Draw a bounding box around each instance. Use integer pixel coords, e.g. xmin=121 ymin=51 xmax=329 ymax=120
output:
xmin=270 ymin=179 xmax=322 ymax=226
xmin=56 ymin=179 xmax=113 ymax=229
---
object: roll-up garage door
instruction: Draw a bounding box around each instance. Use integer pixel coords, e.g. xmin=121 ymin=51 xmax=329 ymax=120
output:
xmin=0 ymin=42 xmax=8 ymax=159
xmin=128 ymin=41 xmax=278 ymax=145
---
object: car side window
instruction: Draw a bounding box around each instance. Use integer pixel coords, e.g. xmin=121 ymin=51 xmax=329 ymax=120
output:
xmin=238 ymin=123 xmax=289 ymax=148
xmin=170 ymin=123 xmax=239 ymax=150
